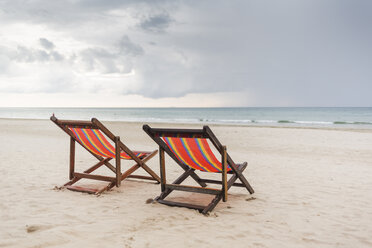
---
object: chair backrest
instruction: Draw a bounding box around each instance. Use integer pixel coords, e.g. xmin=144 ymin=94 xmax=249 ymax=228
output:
xmin=143 ymin=125 xmax=236 ymax=173
xmin=162 ymin=136 xmax=231 ymax=172
xmin=69 ymin=127 xmax=146 ymax=159
xmin=51 ymin=116 xmax=144 ymax=159
xmin=70 ymin=127 xmax=115 ymax=157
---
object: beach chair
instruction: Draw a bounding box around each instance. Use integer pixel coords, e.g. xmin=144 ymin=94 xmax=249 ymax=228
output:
xmin=51 ymin=115 xmax=160 ymax=194
xmin=143 ymin=124 xmax=254 ymax=214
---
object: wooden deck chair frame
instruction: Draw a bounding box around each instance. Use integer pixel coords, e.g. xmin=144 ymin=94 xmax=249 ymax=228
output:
xmin=51 ymin=116 xmax=161 ymax=194
xmin=143 ymin=124 xmax=254 ymax=214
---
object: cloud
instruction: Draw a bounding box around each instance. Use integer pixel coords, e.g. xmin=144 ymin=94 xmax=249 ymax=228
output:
xmin=117 ymin=35 xmax=144 ymax=56
xmin=39 ymin=38 xmax=55 ymax=50
xmin=1 ymin=33 xmax=143 ymax=75
xmin=13 ymin=45 xmax=64 ymax=63
xmin=0 ymin=33 xmax=144 ymax=94
xmin=0 ymin=0 xmax=175 ymax=27
xmin=0 ymin=0 xmax=372 ymax=106
xmin=139 ymin=13 xmax=173 ymax=33
xmin=0 ymin=53 xmax=11 ymax=74
xmin=78 ymin=47 xmax=132 ymax=74
xmin=77 ymin=35 xmax=143 ymax=74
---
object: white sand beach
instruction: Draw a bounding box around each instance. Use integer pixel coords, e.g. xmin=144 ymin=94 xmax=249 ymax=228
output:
xmin=0 ymin=118 xmax=372 ymax=248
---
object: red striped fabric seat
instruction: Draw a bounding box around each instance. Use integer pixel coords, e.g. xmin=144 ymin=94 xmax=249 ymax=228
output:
xmin=70 ymin=128 xmax=146 ymax=160
xmin=162 ymin=137 xmax=232 ymax=172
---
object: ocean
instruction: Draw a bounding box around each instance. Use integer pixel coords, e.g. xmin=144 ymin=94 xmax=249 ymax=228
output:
xmin=1 ymin=107 xmax=372 ymax=129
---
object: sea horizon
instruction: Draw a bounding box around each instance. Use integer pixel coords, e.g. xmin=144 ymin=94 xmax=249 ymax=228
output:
xmin=1 ymin=107 xmax=372 ymax=129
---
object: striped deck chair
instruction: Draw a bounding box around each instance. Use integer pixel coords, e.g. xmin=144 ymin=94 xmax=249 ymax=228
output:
xmin=143 ymin=124 xmax=254 ymax=214
xmin=51 ymin=115 xmax=160 ymax=194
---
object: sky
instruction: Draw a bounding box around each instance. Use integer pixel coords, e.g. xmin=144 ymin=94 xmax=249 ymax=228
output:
xmin=0 ymin=0 xmax=371 ymax=107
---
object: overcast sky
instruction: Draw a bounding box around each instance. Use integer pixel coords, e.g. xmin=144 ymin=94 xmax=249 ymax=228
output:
xmin=0 ymin=0 xmax=371 ymax=107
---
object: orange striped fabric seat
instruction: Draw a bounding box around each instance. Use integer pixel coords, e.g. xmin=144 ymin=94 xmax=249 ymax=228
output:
xmin=162 ymin=137 xmax=231 ymax=172
xmin=70 ymin=128 xmax=146 ymax=160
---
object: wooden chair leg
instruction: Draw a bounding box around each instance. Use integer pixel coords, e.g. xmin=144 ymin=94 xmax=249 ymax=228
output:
xmin=63 ymin=157 xmax=116 ymax=194
xmin=156 ymin=168 xmax=195 ymax=200
xmin=202 ymin=195 xmax=223 ymax=214
xmin=234 ymin=162 xmax=254 ymax=194
xmin=115 ymin=136 xmax=121 ymax=187
xmin=159 ymin=147 xmax=166 ymax=192
xmin=64 ymin=157 xmax=111 ymax=186
xmin=69 ymin=137 xmax=75 ymax=180
xmin=202 ymin=166 xmax=242 ymax=214
xmin=222 ymin=146 xmax=228 ymax=202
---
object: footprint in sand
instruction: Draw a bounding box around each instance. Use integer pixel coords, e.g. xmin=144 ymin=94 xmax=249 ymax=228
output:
xmin=245 ymin=197 xmax=257 ymax=201
xmin=26 ymin=225 xmax=52 ymax=233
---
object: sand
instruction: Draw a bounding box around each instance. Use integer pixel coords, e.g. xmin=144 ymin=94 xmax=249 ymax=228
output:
xmin=0 ymin=118 xmax=371 ymax=248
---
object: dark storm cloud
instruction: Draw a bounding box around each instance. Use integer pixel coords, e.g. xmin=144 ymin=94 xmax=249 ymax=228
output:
xmin=129 ymin=0 xmax=372 ymax=106
xmin=1 ymin=0 xmax=372 ymax=106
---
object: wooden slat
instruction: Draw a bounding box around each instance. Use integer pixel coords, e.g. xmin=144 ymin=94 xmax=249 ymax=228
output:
xmin=120 ymin=148 xmax=160 ymax=183
xmin=127 ymin=175 xmax=158 ymax=181
xmin=165 ymin=184 xmax=221 ymax=195
xmin=66 ymin=185 xmax=99 ymax=194
xmin=157 ymin=199 xmax=206 ymax=211
xmin=198 ymin=179 xmax=246 ymax=187
xmin=202 ymin=194 xmax=223 ymax=214
xmin=104 ymin=162 xmax=116 ymax=174
xmin=120 ymin=150 xmax=159 ymax=182
xmin=135 ymin=155 xmax=161 ymax=183
xmin=86 ymin=158 xmax=112 ymax=173
xmin=64 ymin=158 xmax=110 ymax=186
xmin=55 ymin=119 xmax=97 ymax=129
xmin=96 ymin=182 xmax=115 ymax=195
xmin=121 ymin=164 xmax=140 ymax=180
xmin=227 ymin=163 xmax=245 ymax=190
xmin=232 ymin=162 xmax=254 ymax=194
xmin=143 ymin=126 xmax=206 ymax=138
xmin=118 ymin=142 xmax=144 ymax=165
xmin=141 ymin=150 xmax=158 ymax=163
xmin=73 ymin=172 xmax=115 ymax=182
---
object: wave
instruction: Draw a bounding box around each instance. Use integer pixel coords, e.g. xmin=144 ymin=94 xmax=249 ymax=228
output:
xmin=198 ymin=119 xmax=372 ymax=126
xmin=333 ymin=121 xmax=372 ymax=125
xmin=278 ymin=120 xmax=294 ymax=123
